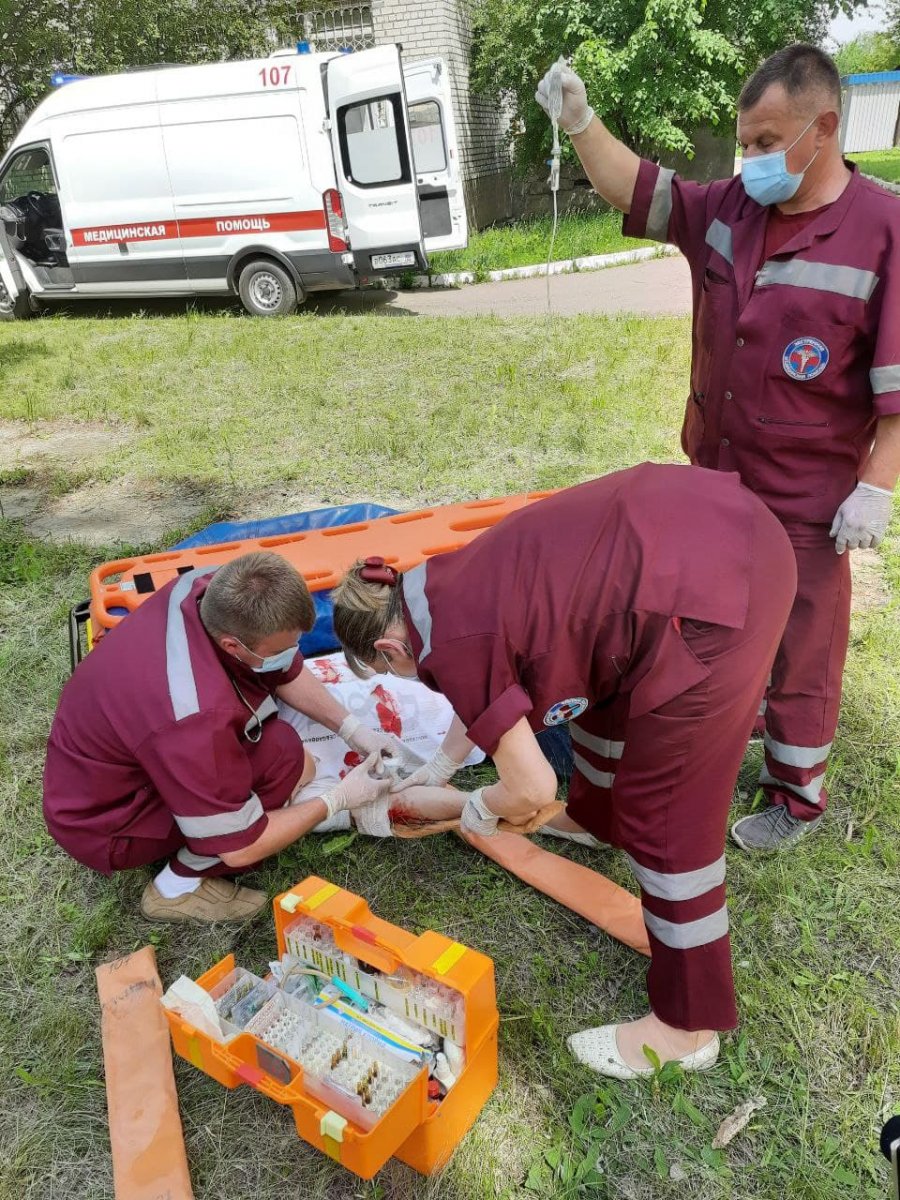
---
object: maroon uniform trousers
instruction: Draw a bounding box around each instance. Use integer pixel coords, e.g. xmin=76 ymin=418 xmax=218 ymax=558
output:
xmin=759 ymin=525 xmax=852 ymax=818
xmin=566 ymin=523 xmax=796 ymax=1031
xmin=52 ymin=718 xmax=305 ymax=878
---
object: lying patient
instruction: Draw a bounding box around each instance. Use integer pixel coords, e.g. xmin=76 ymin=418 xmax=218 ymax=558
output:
xmin=282 ymin=652 xmax=599 ymax=844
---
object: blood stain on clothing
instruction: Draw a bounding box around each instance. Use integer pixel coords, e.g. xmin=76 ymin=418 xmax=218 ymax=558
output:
xmin=373 ymin=684 xmax=403 ymax=736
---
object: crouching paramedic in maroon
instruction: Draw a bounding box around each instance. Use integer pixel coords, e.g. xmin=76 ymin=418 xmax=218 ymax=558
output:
xmin=43 ymin=551 xmax=391 ymax=925
xmin=331 ymin=464 xmax=797 ymax=1079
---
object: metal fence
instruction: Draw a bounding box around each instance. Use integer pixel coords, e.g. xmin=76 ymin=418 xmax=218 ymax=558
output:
xmin=302 ymin=6 xmax=375 ymax=52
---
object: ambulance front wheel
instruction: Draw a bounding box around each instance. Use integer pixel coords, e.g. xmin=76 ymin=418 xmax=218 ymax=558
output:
xmin=0 ymin=276 xmax=33 ymax=321
xmin=237 ymin=259 xmax=300 ymax=317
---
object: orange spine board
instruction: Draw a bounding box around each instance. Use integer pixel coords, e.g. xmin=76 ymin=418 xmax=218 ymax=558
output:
xmin=88 ymin=491 xmax=554 ymax=634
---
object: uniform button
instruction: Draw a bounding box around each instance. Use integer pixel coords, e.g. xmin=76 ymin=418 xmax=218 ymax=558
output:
xmin=724 ymin=390 xmax=733 ymax=400
xmin=721 ymin=437 xmax=730 ymax=447
xmin=736 ymin=337 xmax=745 ymax=348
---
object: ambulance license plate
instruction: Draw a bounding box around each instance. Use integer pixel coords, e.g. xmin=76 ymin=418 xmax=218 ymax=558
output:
xmin=372 ymin=252 xmax=416 ymax=269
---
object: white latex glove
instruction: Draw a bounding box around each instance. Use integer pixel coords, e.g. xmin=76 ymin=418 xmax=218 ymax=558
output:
xmin=460 ymin=788 xmax=500 ymax=837
xmin=829 ymin=482 xmax=893 ymax=554
xmin=321 ymin=753 xmax=392 ymax=818
xmin=338 ymin=714 xmax=396 ymax=758
xmin=388 ymin=746 xmax=463 ymax=794
xmin=535 ymin=61 xmax=594 ymax=135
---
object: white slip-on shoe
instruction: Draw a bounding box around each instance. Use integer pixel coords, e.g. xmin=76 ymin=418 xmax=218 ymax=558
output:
xmin=539 ymin=823 xmax=604 ymax=849
xmin=567 ymin=1024 xmax=720 ymax=1080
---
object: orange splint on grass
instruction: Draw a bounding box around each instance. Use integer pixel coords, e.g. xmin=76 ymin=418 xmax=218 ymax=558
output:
xmin=95 ymin=946 xmax=194 ymax=1200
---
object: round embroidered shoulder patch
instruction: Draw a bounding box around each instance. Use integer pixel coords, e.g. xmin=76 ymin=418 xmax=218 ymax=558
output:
xmin=543 ymin=697 xmax=589 ymax=726
xmin=782 ymin=336 xmax=829 ymax=381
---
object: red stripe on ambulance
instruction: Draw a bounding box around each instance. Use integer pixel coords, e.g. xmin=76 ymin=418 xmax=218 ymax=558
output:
xmin=71 ymin=210 xmax=326 ymax=247
xmin=178 ymin=210 xmax=326 ymax=238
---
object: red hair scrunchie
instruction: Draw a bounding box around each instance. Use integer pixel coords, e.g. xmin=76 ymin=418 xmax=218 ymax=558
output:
xmin=359 ymin=556 xmax=399 ymax=586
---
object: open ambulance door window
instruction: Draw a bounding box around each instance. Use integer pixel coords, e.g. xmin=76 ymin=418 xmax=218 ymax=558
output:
xmin=327 ymin=45 xmax=426 ymax=275
xmin=403 ymin=58 xmax=468 ymax=253
xmin=0 ymin=143 xmax=71 ymax=300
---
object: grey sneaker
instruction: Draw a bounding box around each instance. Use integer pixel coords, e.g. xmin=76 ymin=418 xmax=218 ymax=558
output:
xmin=731 ymin=806 xmax=823 ymax=852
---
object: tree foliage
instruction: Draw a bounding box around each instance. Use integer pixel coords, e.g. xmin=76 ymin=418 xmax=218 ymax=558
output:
xmin=834 ymin=29 xmax=900 ymax=75
xmin=0 ymin=1 xmax=304 ymax=148
xmin=471 ymin=0 xmax=866 ymax=166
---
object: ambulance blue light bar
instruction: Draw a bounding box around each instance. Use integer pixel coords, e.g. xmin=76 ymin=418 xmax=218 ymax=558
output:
xmin=51 ymin=72 xmax=89 ymax=87
xmin=296 ymin=40 xmax=311 ymax=53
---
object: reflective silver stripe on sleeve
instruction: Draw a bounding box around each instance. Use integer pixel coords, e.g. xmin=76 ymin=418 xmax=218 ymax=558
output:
xmin=174 ymin=792 xmax=264 ymax=840
xmin=165 ymin=566 xmax=219 ymax=721
xmin=402 ymin=563 xmax=433 ymax=663
xmin=871 ymin=364 xmax=900 ymax=394
xmin=760 ymin=767 xmax=826 ymax=805
xmin=626 ymin=854 xmax=726 ymax=902
xmin=645 ymin=167 xmax=675 ymax=242
xmin=176 ymin=846 xmax=221 ymax=872
xmin=755 ymin=259 xmax=878 ymax=301
xmin=570 ymin=724 xmax=625 ymax=760
xmin=572 ymin=752 xmax=615 ymax=789
xmin=643 ymin=904 xmax=730 ymax=950
xmin=705 ymin=218 xmax=734 ymax=264
xmin=764 ymin=735 xmax=832 ymax=769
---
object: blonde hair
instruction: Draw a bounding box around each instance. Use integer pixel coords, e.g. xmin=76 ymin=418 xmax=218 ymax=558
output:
xmin=200 ymin=551 xmax=315 ymax=646
xmin=332 ymin=559 xmax=404 ymax=677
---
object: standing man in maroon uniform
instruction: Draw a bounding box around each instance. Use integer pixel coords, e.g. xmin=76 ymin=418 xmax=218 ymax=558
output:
xmin=331 ymin=463 xmax=796 ymax=1076
xmin=43 ymin=552 xmax=392 ymax=924
xmin=537 ymin=44 xmax=900 ymax=850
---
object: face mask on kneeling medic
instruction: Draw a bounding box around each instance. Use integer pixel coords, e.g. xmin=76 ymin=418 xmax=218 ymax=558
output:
xmin=741 ymin=115 xmax=821 ymax=206
xmin=234 ymin=637 xmax=297 ymax=674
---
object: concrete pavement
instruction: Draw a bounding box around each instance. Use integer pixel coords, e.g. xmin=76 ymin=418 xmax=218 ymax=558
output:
xmin=306 ymin=253 xmax=693 ymax=318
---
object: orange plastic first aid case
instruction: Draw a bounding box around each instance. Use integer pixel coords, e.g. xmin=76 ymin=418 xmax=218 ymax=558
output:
xmin=163 ymin=876 xmax=499 ymax=1179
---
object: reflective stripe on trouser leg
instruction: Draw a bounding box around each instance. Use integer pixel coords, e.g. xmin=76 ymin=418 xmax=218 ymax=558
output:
xmin=762 ymin=528 xmax=850 ymax=819
xmin=170 ymin=846 xmax=223 ymax=878
xmin=565 ymin=703 xmax=629 ymax=846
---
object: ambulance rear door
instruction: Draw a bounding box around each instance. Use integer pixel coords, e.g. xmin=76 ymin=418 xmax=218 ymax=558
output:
xmin=326 ymin=45 xmax=426 ymax=275
xmin=403 ymin=58 xmax=468 ymax=252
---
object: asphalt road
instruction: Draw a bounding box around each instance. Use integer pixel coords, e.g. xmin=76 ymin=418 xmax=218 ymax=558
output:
xmin=306 ymin=253 xmax=693 ymax=319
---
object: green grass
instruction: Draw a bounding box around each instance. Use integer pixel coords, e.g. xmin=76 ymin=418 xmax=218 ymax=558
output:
xmin=848 ymin=148 xmax=900 ymax=184
xmin=429 ymin=210 xmax=653 ymax=279
xmin=1 ymin=310 xmax=899 ymax=1200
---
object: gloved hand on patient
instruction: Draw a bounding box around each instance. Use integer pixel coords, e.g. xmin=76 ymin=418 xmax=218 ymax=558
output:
xmin=338 ymin=713 xmax=397 ymax=758
xmin=320 ymin=753 xmax=392 ymax=819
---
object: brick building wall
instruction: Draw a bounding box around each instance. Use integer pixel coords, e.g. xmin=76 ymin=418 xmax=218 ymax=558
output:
xmin=370 ymin=0 xmax=515 ymax=226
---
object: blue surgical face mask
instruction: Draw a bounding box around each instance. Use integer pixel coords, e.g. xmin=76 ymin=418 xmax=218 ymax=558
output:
xmin=235 ymin=637 xmax=297 ymax=674
xmin=741 ymin=115 xmax=820 ymax=206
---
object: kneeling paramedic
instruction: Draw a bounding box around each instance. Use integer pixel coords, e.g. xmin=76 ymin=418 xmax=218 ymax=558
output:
xmin=43 ymin=552 xmax=393 ymax=924
xmin=331 ymin=464 xmax=797 ymax=1078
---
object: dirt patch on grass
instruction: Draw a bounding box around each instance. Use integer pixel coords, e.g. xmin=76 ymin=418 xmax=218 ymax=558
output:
xmin=0 ymin=418 xmax=131 ymax=470
xmin=0 ymin=419 xmax=214 ymax=544
xmin=850 ymin=547 xmax=891 ymax=614
xmin=21 ymin=477 xmax=212 ymax=546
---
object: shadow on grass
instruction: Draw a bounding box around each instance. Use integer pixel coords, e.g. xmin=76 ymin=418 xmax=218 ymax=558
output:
xmin=31 ymin=288 xmax=418 ymax=321
xmin=0 ymin=336 xmax=50 ymax=369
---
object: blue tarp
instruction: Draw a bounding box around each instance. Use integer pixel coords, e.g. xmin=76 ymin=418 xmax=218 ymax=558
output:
xmin=174 ymin=502 xmax=399 ymax=656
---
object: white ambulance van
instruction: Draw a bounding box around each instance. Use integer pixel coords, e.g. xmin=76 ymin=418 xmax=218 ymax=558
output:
xmin=0 ymin=45 xmax=467 ymax=318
